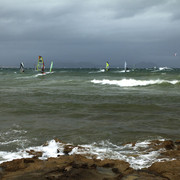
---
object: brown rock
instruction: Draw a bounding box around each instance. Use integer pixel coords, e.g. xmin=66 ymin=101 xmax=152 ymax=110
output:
xmin=148 ymin=160 xmax=180 ymax=180
xmin=96 ymin=159 xmax=133 ymax=176
xmin=1 ymin=139 xmax=180 ymax=179
xmin=63 ymin=145 xmax=75 ymax=155
xmin=0 ymin=159 xmax=28 ymax=172
xmin=150 ymin=140 xmax=175 ymax=150
xmin=0 ymin=154 xmax=134 ymax=180
xmin=26 ymin=150 xmax=43 ymax=158
xmin=175 ymin=140 xmax=180 ymax=145
xmin=162 ymin=140 xmax=175 ymax=150
xmin=161 ymin=150 xmax=180 ymax=159
xmin=122 ymin=170 xmax=167 ymax=180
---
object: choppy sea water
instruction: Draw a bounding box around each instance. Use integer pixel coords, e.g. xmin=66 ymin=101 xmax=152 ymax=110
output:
xmin=0 ymin=67 xmax=180 ymax=169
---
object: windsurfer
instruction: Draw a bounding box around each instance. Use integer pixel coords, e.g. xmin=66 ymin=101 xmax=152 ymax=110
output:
xmin=20 ymin=62 xmax=25 ymax=73
xmin=41 ymin=61 xmax=45 ymax=74
xmin=37 ymin=56 xmax=45 ymax=73
xmin=41 ymin=66 xmax=45 ymax=73
xmin=106 ymin=61 xmax=110 ymax=71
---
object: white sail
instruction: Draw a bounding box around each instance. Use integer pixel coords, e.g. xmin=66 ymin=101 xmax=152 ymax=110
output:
xmin=124 ymin=61 xmax=127 ymax=72
xmin=20 ymin=62 xmax=24 ymax=73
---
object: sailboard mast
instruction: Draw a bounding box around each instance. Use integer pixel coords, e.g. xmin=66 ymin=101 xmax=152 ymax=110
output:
xmin=50 ymin=61 xmax=53 ymax=72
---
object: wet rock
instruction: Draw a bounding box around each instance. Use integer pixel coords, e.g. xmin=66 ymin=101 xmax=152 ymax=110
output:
xmin=122 ymin=170 xmax=168 ymax=180
xmin=150 ymin=140 xmax=175 ymax=150
xmin=175 ymin=140 xmax=180 ymax=151
xmin=122 ymin=141 xmax=136 ymax=147
xmin=0 ymin=155 xmax=129 ymax=180
xmin=0 ymin=139 xmax=180 ymax=180
xmin=26 ymin=150 xmax=43 ymax=158
xmin=64 ymin=165 xmax=72 ymax=172
xmin=96 ymin=159 xmax=133 ymax=176
xmin=160 ymin=149 xmax=180 ymax=159
xmin=0 ymin=159 xmax=28 ymax=172
xmin=162 ymin=140 xmax=175 ymax=150
xmin=175 ymin=140 xmax=180 ymax=145
xmin=23 ymin=159 xmax=35 ymax=163
xmin=148 ymin=160 xmax=180 ymax=180
xmin=63 ymin=145 xmax=75 ymax=155
xmin=131 ymin=142 xmax=136 ymax=147
xmin=54 ymin=138 xmax=64 ymax=144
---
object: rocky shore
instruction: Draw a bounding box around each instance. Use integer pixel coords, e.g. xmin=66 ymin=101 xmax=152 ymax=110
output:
xmin=0 ymin=139 xmax=180 ymax=180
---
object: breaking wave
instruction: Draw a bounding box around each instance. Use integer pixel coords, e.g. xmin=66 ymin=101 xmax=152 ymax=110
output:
xmin=0 ymin=139 xmax=173 ymax=170
xmin=91 ymin=79 xmax=179 ymax=87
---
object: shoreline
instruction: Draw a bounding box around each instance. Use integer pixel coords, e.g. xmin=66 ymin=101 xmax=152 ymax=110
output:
xmin=0 ymin=139 xmax=180 ymax=180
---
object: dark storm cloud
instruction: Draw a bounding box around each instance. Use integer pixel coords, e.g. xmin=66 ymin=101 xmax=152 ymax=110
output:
xmin=0 ymin=0 xmax=180 ymax=67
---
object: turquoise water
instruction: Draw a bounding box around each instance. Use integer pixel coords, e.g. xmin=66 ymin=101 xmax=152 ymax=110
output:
xmin=0 ymin=68 xmax=180 ymax=153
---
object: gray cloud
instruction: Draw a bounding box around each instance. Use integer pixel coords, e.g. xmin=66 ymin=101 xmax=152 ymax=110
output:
xmin=0 ymin=0 xmax=180 ymax=68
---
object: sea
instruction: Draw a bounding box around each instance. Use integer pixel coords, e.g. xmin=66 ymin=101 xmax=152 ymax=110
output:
xmin=0 ymin=67 xmax=180 ymax=169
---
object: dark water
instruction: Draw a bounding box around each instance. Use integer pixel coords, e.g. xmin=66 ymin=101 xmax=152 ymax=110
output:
xmin=0 ymin=68 xmax=180 ymax=166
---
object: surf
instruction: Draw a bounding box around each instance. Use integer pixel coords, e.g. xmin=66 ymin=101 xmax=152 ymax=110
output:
xmin=0 ymin=138 xmax=175 ymax=170
xmin=91 ymin=78 xmax=179 ymax=87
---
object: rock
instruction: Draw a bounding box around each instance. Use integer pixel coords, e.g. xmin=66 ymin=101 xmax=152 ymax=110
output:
xmin=54 ymin=138 xmax=64 ymax=144
xmin=175 ymin=140 xmax=180 ymax=145
xmin=148 ymin=160 xmax=180 ymax=180
xmin=26 ymin=150 xmax=43 ymax=158
xmin=95 ymin=159 xmax=133 ymax=176
xmin=160 ymin=150 xmax=180 ymax=159
xmin=63 ymin=145 xmax=75 ymax=155
xmin=0 ymin=159 xmax=28 ymax=172
xmin=150 ymin=140 xmax=175 ymax=150
xmin=64 ymin=165 xmax=72 ymax=172
xmin=0 ymin=139 xmax=180 ymax=179
xmin=0 ymin=155 xmax=125 ymax=180
xmin=162 ymin=140 xmax=175 ymax=150
xmin=122 ymin=170 xmax=168 ymax=180
xmin=175 ymin=140 xmax=180 ymax=150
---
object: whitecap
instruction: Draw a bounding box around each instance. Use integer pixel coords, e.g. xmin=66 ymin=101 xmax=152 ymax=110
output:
xmin=91 ymin=79 xmax=179 ymax=87
xmin=0 ymin=139 xmax=174 ymax=170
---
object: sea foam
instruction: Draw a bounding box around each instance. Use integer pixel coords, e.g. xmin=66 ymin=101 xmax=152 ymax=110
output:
xmin=0 ymin=139 xmax=172 ymax=170
xmin=91 ymin=79 xmax=179 ymax=87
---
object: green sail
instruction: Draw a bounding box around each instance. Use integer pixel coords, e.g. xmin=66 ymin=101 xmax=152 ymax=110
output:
xmin=50 ymin=61 xmax=53 ymax=72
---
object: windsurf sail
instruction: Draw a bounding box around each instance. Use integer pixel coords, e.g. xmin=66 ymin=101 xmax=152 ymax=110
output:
xmin=20 ymin=62 xmax=24 ymax=72
xmin=49 ymin=61 xmax=53 ymax=72
xmin=124 ymin=61 xmax=127 ymax=72
xmin=106 ymin=61 xmax=110 ymax=71
xmin=36 ymin=56 xmax=45 ymax=72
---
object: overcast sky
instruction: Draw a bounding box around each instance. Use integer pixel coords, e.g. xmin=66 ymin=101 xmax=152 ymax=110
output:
xmin=0 ymin=0 xmax=180 ymax=68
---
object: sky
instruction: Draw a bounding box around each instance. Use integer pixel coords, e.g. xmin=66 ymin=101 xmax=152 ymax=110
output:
xmin=0 ymin=0 xmax=180 ymax=68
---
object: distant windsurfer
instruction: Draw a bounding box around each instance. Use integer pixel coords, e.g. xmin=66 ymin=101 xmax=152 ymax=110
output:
xmin=41 ymin=63 xmax=45 ymax=74
xmin=106 ymin=61 xmax=110 ymax=71
xmin=36 ymin=56 xmax=45 ymax=73
xmin=20 ymin=62 xmax=24 ymax=73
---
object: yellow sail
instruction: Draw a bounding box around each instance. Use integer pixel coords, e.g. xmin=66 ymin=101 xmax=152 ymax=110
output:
xmin=36 ymin=56 xmax=45 ymax=72
xmin=106 ymin=61 xmax=110 ymax=71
